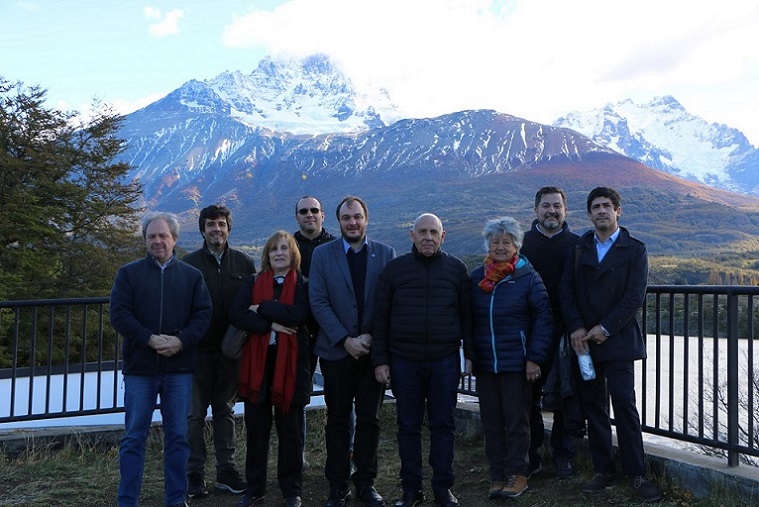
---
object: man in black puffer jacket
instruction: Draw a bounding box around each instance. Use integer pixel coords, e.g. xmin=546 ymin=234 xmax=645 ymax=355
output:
xmin=372 ymin=213 xmax=471 ymax=507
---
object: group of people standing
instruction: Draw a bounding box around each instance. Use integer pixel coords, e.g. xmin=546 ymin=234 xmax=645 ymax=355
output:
xmin=109 ymin=186 xmax=663 ymax=507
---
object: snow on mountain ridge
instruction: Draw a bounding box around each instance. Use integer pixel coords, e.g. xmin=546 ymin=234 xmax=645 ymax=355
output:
xmin=554 ymin=96 xmax=757 ymax=193
xmin=195 ymin=54 xmax=397 ymax=135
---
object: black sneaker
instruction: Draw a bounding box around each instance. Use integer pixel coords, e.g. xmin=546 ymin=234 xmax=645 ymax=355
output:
xmin=631 ymin=475 xmax=663 ymax=503
xmin=527 ymin=460 xmax=543 ymax=479
xmin=553 ymin=459 xmax=576 ymax=479
xmin=324 ymin=489 xmax=352 ymax=507
xmin=236 ymin=492 xmax=264 ymax=507
xmin=216 ymin=465 xmax=248 ymax=494
xmin=581 ymin=473 xmax=613 ymax=494
xmin=187 ymin=472 xmax=209 ymax=498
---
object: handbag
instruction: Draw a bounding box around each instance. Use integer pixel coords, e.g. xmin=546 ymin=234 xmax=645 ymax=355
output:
xmin=221 ymin=324 xmax=248 ymax=360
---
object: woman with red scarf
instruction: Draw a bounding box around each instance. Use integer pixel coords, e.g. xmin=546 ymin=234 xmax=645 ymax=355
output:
xmin=229 ymin=230 xmax=311 ymax=507
xmin=469 ymin=217 xmax=553 ymax=500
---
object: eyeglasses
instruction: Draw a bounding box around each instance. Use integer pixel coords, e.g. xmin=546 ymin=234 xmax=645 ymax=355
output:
xmin=298 ymin=207 xmax=321 ymax=215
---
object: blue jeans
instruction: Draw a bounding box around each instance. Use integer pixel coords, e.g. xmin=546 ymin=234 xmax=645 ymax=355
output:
xmin=118 ymin=373 xmax=192 ymax=507
xmin=390 ymin=353 xmax=460 ymax=494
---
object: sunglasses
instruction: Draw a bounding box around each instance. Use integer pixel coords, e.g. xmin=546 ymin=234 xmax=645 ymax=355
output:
xmin=298 ymin=207 xmax=321 ymax=215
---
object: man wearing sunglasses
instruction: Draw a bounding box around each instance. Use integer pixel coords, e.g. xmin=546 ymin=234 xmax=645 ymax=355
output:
xmin=293 ymin=196 xmax=335 ymax=278
xmin=293 ymin=196 xmax=337 ymax=472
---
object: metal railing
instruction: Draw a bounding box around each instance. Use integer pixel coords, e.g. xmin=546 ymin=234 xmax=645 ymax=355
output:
xmin=1 ymin=287 xmax=758 ymax=467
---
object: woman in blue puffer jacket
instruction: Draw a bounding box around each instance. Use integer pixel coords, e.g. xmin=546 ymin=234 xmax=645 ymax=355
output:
xmin=469 ymin=216 xmax=553 ymax=500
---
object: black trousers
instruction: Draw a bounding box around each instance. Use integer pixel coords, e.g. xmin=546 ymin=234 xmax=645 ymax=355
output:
xmin=577 ymin=359 xmax=645 ymax=477
xmin=476 ymin=371 xmax=532 ymax=479
xmin=320 ymin=354 xmax=384 ymax=492
xmin=243 ymin=400 xmax=304 ymax=498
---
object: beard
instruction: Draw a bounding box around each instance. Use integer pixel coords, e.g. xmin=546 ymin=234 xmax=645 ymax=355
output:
xmin=540 ymin=216 xmax=561 ymax=231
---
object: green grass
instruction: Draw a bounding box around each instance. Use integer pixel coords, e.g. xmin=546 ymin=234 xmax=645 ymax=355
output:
xmin=0 ymin=403 xmax=744 ymax=506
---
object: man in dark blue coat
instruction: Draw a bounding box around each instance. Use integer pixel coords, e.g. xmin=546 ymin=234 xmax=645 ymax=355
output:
xmin=110 ymin=212 xmax=212 ymax=507
xmin=372 ymin=213 xmax=471 ymax=507
xmin=561 ymin=187 xmax=662 ymax=503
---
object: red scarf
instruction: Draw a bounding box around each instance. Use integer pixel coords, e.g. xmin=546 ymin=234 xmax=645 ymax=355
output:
xmin=478 ymin=254 xmax=519 ymax=293
xmin=238 ymin=269 xmax=298 ymax=413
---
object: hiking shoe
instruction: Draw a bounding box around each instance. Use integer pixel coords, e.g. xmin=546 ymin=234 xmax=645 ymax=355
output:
xmin=487 ymin=480 xmax=504 ymax=499
xmin=216 ymin=465 xmax=248 ymax=494
xmin=631 ymin=475 xmax=663 ymax=503
xmin=554 ymin=459 xmax=576 ymax=479
xmin=527 ymin=460 xmax=543 ymax=479
xmin=500 ymin=475 xmax=528 ymax=498
xmin=187 ymin=471 xmax=209 ymax=498
xmin=581 ymin=473 xmax=613 ymax=494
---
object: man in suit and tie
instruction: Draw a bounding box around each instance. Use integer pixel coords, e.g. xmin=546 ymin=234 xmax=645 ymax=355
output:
xmin=561 ymin=187 xmax=662 ymax=503
xmin=309 ymin=195 xmax=396 ymax=507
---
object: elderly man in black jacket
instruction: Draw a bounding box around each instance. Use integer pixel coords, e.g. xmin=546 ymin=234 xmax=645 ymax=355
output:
xmin=373 ymin=213 xmax=471 ymax=507
xmin=561 ymin=187 xmax=662 ymax=503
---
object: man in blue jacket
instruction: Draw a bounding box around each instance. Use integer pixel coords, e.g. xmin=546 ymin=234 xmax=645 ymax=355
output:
xmin=309 ymin=195 xmax=395 ymax=507
xmin=561 ymin=187 xmax=663 ymax=503
xmin=110 ymin=212 xmax=212 ymax=507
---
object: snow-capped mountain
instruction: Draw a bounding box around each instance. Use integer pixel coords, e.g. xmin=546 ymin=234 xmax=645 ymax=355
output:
xmin=115 ymin=54 xmax=759 ymax=256
xmin=173 ymin=53 xmax=398 ymax=135
xmin=554 ymin=96 xmax=759 ymax=195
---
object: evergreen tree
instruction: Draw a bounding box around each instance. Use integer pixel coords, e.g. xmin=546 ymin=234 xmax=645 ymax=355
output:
xmin=0 ymin=78 xmax=143 ymax=300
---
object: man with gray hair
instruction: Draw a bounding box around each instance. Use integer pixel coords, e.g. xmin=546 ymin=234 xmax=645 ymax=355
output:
xmin=372 ymin=213 xmax=471 ymax=507
xmin=110 ymin=212 xmax=212 ymax=507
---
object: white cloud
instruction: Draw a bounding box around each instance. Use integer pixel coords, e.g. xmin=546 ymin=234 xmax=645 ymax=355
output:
xmin=110 ymin=93 xmax=168 ymax=115
xmin=144 ymin=7 xmax=184 ymax=38
xmin=219 ymin=0 xmax=759 ymax=143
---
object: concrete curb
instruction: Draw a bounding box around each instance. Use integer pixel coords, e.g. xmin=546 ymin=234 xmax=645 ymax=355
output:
xmin=454 ymin=401 xmax=759 ymax=501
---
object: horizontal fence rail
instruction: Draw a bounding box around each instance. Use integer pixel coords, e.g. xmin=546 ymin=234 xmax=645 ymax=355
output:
xmin=1 ymin=287 xmax=758 ymax=467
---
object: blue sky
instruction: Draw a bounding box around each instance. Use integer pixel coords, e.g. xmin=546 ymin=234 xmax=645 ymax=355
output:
xmin=2 ymin=0 xmax=758 ymax=145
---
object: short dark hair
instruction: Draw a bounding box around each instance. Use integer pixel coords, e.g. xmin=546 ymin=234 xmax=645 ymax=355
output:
xmin=295 ymin=195 xmax=323 ymax=214
xmin=335 ymin=195 xmax=368 ymax=221
xmin=198 ymin=204 xmax=232 ymax=233
xmin=586 ymin=187 xmax=621 ymax=212
xmin=534 ymin=186 xmax=567 ymax=209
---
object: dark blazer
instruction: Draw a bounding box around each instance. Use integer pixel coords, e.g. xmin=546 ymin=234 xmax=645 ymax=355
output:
xmin=309 ymin=237 xmax=396 ymax=361
xmin=560 ymin=226 xmax=648 ymax=363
